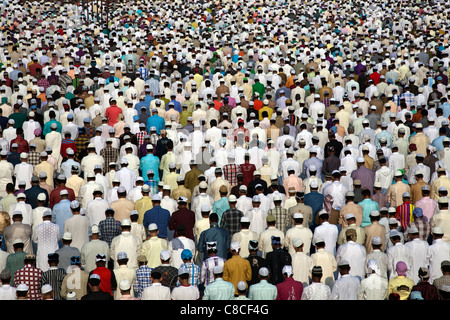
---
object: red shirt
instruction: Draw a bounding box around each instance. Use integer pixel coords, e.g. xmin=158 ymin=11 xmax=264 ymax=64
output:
xmin=49 ymin=186 xmax=76 ymax=208
xmin=276 ymin=277 xmax=303 ymax=300
xmin=105 ymin=105 xmax=123 ymax=126
xmin=239 ymin=162 xmax=256 ymax=186
xmin=92 ymin=266 xmax=115 ymax=296
xmin=10 ymin=136 xmax=29 ymax=154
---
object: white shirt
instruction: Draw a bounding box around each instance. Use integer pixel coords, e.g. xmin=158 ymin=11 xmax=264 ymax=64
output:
xmin=427 ymin=239 xmax=450 ymax=283
xmin=32 ymin=220 xmax=61 ymax=272
xmin=357 ymin=273 xmax=388 ymax=300
xmin=313 ymin=222 xmax=339 ymax=256
xmin=9 ymin=201 xmax=33 ymax=226
xmin=14 ymin=162 xmax=33 ymax=190
xmin=246 ymin=207 xmax=267 ymax=236
xmin=404 ymin=238 xmax=429 ymax=284
xmin=331 ymin=274 xmax=361 ymax=300
xmin=141 ymin=282 xmax=171 ymax=300
xmin=63 ymin=214 xmax=91 ymax=251
xmin=291 ymin=251 xmax=313 ymax=287
xmin=336 ymin=241 xmax=367 ymax=279
xmin=387 ymin=242 xmax=413 ymax=279
xmin=301 ymin=282 xmax=331 ymax=300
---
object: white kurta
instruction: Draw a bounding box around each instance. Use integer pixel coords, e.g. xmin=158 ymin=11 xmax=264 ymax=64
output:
xmin=32 ymin=220 xmax=61 ymax=272
xmin=63 ymin=214 xmax=91 ymax=251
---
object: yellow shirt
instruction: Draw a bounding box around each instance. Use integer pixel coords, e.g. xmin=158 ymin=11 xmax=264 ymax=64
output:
xmin=388 ymin=276 xmax=414 ymax=300
xmin=135 ymin=196 xmax=153 ymax=225
xmin=223 ymin=254 xmax=252 ymax=295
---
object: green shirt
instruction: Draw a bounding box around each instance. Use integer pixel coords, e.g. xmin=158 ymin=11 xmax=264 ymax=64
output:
xmin=5 ymin=251 xmax=27 ymax=286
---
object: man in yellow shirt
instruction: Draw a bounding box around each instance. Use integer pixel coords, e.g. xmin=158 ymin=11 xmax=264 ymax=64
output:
xmin=222 ymin=241 xmax=252 ymax=296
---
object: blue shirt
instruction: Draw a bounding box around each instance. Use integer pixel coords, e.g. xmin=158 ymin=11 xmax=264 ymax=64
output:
xmin=358 ymin=198 xmax=379 ymax=227
xmin=304 ymin=191 xmax=324 ymax=229
xmin=431 ymin=136 xmax=445 ymax=152
xmin=143 ymin=205 xmax=171 ymax=238
xmin=167 ymin=100 xmax=182 ymax=113
xmin=202 ymin=278 xmax=235 ymax=300
xmin=211 ymin=197 xmax=230 ymax=226
xmin=52 ymin=199 xmax=73 ymax=236
xmin=146 ymin=114 xmax=165 ymax=134
xmin=197 ymin=224 xmax=230 ymax=260
xmin=140 ymin=154 xmax=161 ymax=182
xmin=248 ymin=279 xmax=277 ymax=300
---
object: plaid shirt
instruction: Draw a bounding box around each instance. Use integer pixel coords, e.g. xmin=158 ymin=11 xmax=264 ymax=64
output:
xmin=144 ymin=180 xmax=159 ymax=195
xmin=100 ymin=146 xmax=119 ymax=169
xmin=136 ymin=130 xmax=148 ymax=148
xmin=134 ymin=265 xmax=153 ymax=298
xmin=153 ymin=264 xmax=179 ymax=291
xmin=84 ymin=126 xmax=96 ymax=140
xmin=220 ymin=207 xmax=243 ymax=237
xmin=222 ymin=163 xmax=241 ymax=186
xmin=15 ymin=264 xmax=43 ymax=300
xmin=138 ymin=67 xmax=149 ymax=81
xmin=28 ymin=150 xmax=42 ymax=168
xmin=74 ymin=135 xmax=90 ymax=158
xmin=179 ymin=262 xmax=200 ymax=287
xmin=406 ymin=219 xmax=431 ymax=242
xmin=268 ymin=206 xmax=289 ymax=233
xmin=400 ymin=91 xmax=415 ymax=108
xmin=98 ymin=217 xmax=122 ymax=247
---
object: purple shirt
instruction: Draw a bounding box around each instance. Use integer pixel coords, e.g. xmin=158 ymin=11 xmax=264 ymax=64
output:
xmin=351 ymin=166 xmax=375 ymax=194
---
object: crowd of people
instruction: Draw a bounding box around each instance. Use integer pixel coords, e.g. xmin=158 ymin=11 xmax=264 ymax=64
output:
xmin=0 ymin=0 xmax=449 ymax=301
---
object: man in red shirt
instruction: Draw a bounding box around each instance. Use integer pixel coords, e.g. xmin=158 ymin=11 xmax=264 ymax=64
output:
xmin=239 ymin=153 xmax=256 ymax=186
xmin=276 ymin=265 xmax=303 ymax=300
xmin=49 ymin=175 xmax=76 ymax=208
xmin=90 ymin=254 xmax=117 ymax=297
xmin=105 ymin=99 xmax=123 ymax=127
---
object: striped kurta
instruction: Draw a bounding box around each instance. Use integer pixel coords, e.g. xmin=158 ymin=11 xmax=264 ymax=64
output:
xmin=395 ymin=202 xmax=416 ymax=230
xmin=41 ymin=267 xmax=67 ymax=300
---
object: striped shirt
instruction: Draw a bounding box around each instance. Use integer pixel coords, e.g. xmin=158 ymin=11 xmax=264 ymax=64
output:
xmin=200 ymin=255 xmax=226 ymax=286
xmin=41 ymin=267 xmax=67 ymax=300
xmin=396 ymin=202 xmax=416 ymax=230
xmin=179 ymin=262 xmax=200 ymax=287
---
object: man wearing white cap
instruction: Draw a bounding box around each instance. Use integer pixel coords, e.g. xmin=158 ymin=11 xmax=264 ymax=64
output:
xmin=55 ymin=232 xmax=81 ymax=272
xmin=33 ymin=151 xmax=55 ymax=187
xmin=0 ymin=151 xmax=13 ymax=198
xmin=358 ymin=259 xmax=388 ymax=300
xmin=63 ymin=200 xmax=90 ymax=251
xmin=113 ymin=252 xmax=137 ymax=300
xmin=8 ymin=192 xmax=32 ymax=228
xmin=110 ymin=219 xmax=142 ymax=270
xmin=114 ymin=157 xmax=137 ymax=193
xmin=336 ymin=229 xmax=367 ymax=280
xmin=191 ymin=181 xmax=215 ymax=222
xmin=386 ymin=229 xmax=413 ymax=280
xmin=32 ymin=210 xmax=60 ymax=272
xmin=310 ymin=236 xmax=337 ymax=289
xmin=428 ymin=227 xmax=450 ymax=283
xmin=404 ymin=226 xmax=429 ymax=284
xmin=386 ymin=170 xmax=411 ymax=209
xmin=248 ymin=267 xmax=277 ymax=300
xmin=79 ymin=173 xmax=104 ymax=210
xmin=331 ymin=259 xmax=361 ymax=300
xmin=3 ymin=210 xmax=32 ymax=255
xmin=246 ymin=195 xmax=268 ymax=236
xmin=44 ymin=122 xmax=62 ymax=165
xmin=13 ymin=152 xmax=33 ymax=190
xmin=80 ymin=143 xmax=105 ymax=180
xmin=285 ymin=212 xmax=313 ymax=256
